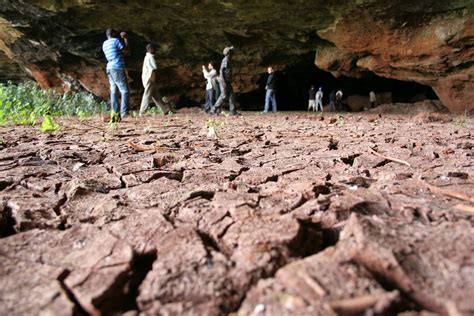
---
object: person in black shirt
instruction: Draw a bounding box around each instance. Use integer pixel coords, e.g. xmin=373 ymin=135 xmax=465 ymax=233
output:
xmin=308 ymin=86 xmax=316 ymax=111
xmin=329 ymin=90 xmax=336 ymax=112
xmin=263 ymin=67 xmax=277 ymax=113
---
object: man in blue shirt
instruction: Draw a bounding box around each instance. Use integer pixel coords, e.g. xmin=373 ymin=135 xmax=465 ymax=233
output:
xmin=102 ymin=28 xmax=130 ymax=120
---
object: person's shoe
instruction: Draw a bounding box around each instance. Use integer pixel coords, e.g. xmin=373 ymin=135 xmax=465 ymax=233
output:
xmin=230 ymin=111 xmax=241 ymax=116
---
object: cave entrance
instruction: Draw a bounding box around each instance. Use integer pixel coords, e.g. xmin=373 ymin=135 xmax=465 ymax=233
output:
xmin=237 ymin=52 xmax=438 ymax=111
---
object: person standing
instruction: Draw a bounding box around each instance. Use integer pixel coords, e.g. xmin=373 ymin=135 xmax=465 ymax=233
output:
xmin=308 ymin=85 xmax=316 ymax=111
xmin=335 ymin=89 xmax=343 ymax=111
xmin=211 ymin=46 xmax=239 ymax=115
xmin=263 ymin=66 xmax=277 ymax=113
xmin=329 ymin=90 xmax=336 ymax=112
xmin=369 ymin=90 xmax=377 ymax=109
xmin=316 ymin=87 xmax=324 ymax=112
xmin=202 ymin=62 xmax=217 ymax=113
xmin=139 ymin=44 xmax=170 ymax=117
xmin=102 ymin=28 xmax=130 ymax=120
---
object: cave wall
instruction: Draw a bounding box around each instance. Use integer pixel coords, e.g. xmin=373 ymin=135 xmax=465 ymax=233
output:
xmin=0 ymin=0 xmax=472 ymax=112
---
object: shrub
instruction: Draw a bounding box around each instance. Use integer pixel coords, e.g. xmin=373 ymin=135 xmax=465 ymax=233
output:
xmin=0 ymin=81 xmax=106 ymax=125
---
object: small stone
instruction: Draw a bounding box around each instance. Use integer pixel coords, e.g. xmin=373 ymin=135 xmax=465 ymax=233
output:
xmin=254 ymin=304 xmax=265 ymax=314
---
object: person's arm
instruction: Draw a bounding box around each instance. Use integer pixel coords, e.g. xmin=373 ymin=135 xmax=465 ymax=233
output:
xmin=149 ymin=54 xmax=158 ymax=70
xmin=120 ymin=32 xmax=130 ymax=56
xmin=202 ymin=66 xmax=211 ymax=79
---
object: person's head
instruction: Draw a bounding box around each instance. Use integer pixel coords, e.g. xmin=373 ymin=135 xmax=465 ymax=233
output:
xmin=311 ymin=85 xmax=314 ymax=89
xmin=208 ymin=62 xmax=214 ymax=69
xmin=106 ymin=28 xmax=116 ymax=38
xmin=267 ymin=66 xmax=273 ymax=74
xmin=223 ymin=46 xmax=234 ymax=56
xmin=319 ymin=87 xmax=322 ymax=91
xmin=146 ymin=43 xmax=156 ymax=54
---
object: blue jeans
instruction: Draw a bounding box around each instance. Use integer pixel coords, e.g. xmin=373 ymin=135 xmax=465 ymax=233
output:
xmin=107 ymin=69 xmax=129 ymax=118
xmin=204 ymin=89 xmax=215 ymax=112
xmin=264 ymin=89 xmax=277 ymax=113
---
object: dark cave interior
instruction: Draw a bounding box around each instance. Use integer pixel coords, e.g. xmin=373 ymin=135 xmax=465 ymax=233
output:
xmin=236 ymin=53 xmax=439 ymax=111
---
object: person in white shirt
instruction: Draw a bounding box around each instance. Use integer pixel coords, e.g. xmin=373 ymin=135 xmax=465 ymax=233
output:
xmin=369 ymin=91 xmax=377 ymax=109
xmin=316 ymin=87 xmax=324 ymax=112
xmin=139 ymin=44 xmax=170 ymax=116
xmin=202 ymin=62 xmax=217 ymax=113
xmin=335 ymin=89 xmax=343 ymax=111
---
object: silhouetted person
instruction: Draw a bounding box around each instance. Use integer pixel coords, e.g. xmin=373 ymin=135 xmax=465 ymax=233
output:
xmin=202 ymin=62 xmax=217 ymax=113
xmin=263 ymin=66 xmax=277 ymax=113
xmin=308 ymin=85 xmax=316 ymax=111
xmin=329 ymin=90 xmax=336 ymax=112
xmin=336 ymin=89 xmax=343 ymax=111
xmin=369 ymin=90 xmax=377 ymax=109
xmin=102 ymin=28 xmax=130 ymax=119
xmin=211 ymin=46 xmax=239 ymax=115
xmin=316 ymin=87 xmax=324 ymax=112
xmin=139 ymin=44 xmax=170 ymax=116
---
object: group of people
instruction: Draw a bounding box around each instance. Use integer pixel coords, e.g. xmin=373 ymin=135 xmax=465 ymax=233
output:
xmin=103 ymin=29 xmax=243 ymax=119
xmin=201 ymin=46 xmax=240 ymax=115
xmin=308 ymin=87 xmax=344 ymax=112
xmin=308 ymin=88 xmax=377 ymax=112
xmin=102 ymin=29 xmax=376 ymax=119
xmin=102 ymin=29 xmax=172 ymax=119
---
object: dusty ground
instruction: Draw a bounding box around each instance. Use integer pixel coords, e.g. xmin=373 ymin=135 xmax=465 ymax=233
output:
xmin=0 ymin=109 xmax=473 ymax=316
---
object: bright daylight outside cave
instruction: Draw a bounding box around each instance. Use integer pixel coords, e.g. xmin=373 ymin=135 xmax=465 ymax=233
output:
xmin=0 ymin=1 xmax=473 ymax=315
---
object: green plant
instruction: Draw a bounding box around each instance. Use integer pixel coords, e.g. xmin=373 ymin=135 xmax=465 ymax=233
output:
xmin=205 ymin=118 xmax=225 ymax=138
xmin=144 ymin=126 xmax=153 ymax=134
xmin=0 ymin=81 xmax=106 ymax=126
xmin=109 ymin=111 xmax=120 ymax=130
xmin=41 ymin=115 xmax=60 ymax=133
xmin=454 ymin=110 xmax=468 ymax=128
xmin=337 ymin=115 xmax=345 ymax=126
xmin=149 ymin=106 xmax=164 ymax=116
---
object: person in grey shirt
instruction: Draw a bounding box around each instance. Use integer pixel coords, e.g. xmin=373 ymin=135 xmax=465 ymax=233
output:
xmin=210 ymin=46 xmax=240 ymax=115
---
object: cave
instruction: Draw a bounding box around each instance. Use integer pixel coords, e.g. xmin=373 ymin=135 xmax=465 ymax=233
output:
xmin=237 ymin=52 xmax=439 ymax=112
xmin=0 ymin=1 xmax=471 ymax=113
xmin=1 ymin=2 xmax=473 ymax=316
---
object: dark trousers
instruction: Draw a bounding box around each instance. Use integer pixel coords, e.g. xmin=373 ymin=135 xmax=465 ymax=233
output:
xmin=211 ymin=81 xmax=236 ymax=114
xmin=336 ymin=99 xmax=343 ymax=111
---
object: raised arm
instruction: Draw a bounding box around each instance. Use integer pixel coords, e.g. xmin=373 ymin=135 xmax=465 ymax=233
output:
xmin=120 ymin=32 xmax=130 ymax=56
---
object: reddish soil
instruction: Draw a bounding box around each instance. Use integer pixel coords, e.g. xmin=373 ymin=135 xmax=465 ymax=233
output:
xmin=0 ymin=110 xmax=473 ymax=316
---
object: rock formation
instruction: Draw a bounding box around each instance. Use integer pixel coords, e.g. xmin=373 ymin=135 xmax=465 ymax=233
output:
xmin=0 ymin=1 xmax=472 ymax=112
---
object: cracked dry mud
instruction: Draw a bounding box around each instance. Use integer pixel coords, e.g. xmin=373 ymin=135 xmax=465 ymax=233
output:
xmin=0 ymin=110 xmax=473 ymax=316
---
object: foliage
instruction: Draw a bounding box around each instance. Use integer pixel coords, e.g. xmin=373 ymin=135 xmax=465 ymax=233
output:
xmin=205 ymin=118 xmax=225 ymax=139
xmin=109 ymin=111 xmax=121 ymax=130
xmin=205 ymin=118 xmax=225 ymax=129
xmin=149 ymin=105 xmax=164 ymax=116
xmin=144 ymin=126 xmax=153 ymax=134
xmin=454 ymin=110 xmax=468 ymax=129
xmin=337 ymin=115 xmax=345 ymax=126
xmin=41 ymin=115 xmax=60 ymax=133
xmin=0 ymin=81 xmax=106 ymax=125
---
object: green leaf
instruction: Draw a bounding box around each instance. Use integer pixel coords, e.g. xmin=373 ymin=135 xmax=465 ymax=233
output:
xmin=41 ymin=115 xmax=60 ymax=133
